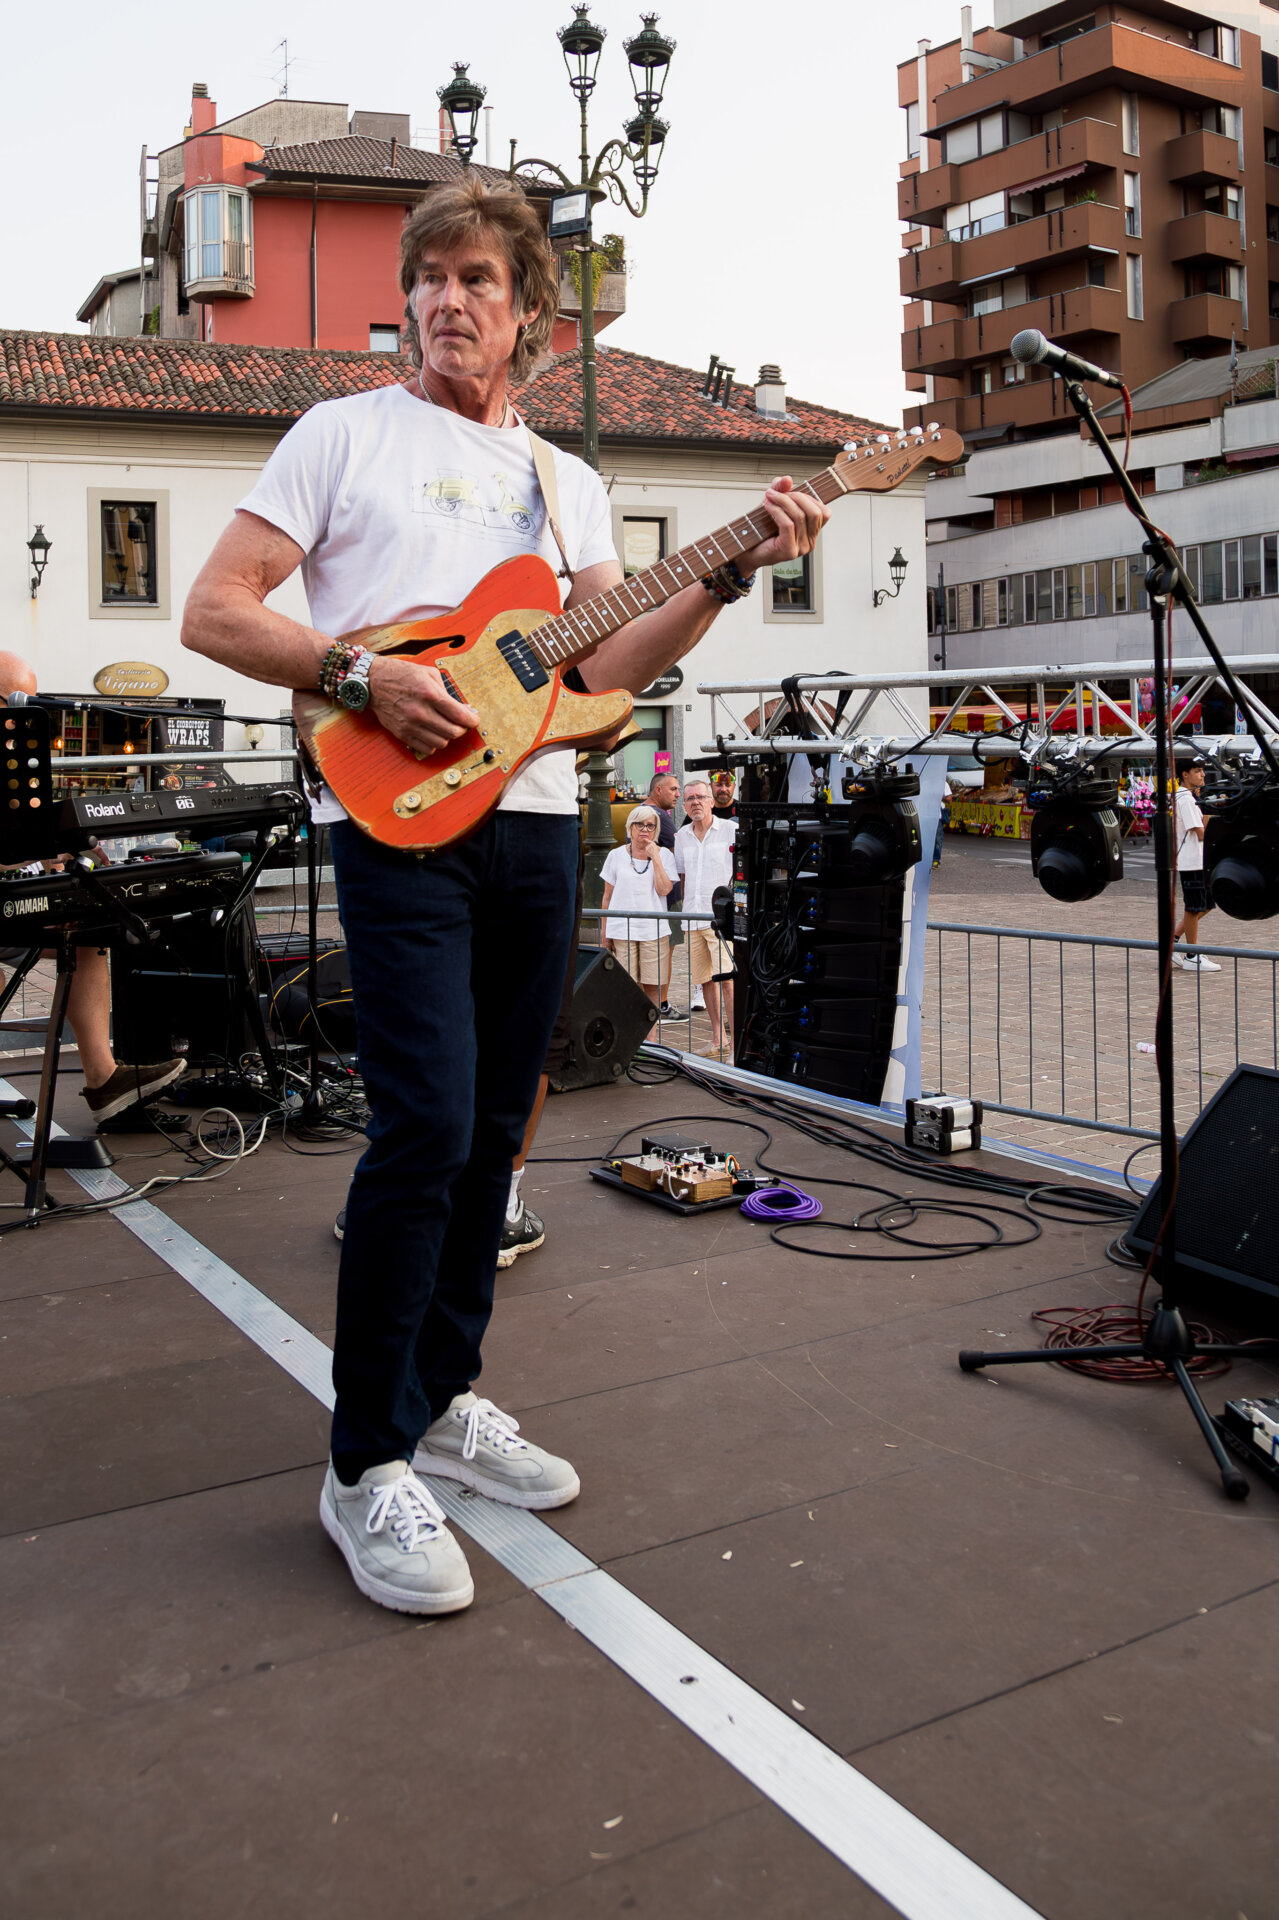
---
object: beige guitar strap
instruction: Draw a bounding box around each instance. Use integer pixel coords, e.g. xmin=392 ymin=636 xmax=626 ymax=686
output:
xmin=526 ymin=428 xmax=575 ymax=589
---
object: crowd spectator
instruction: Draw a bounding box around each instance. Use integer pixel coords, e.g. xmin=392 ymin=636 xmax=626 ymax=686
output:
xmin=711 ymin=771 xmax=737 ymax=818
xmin=600 ymin=804 xmax=674 ymax=1004
xmin=1173 ymin=756 xmax=1220 ymax=972
xmin=646 ymin=771 xmax=681 ymax=1013
xmin=673 ymin=779 xmax=736 ymax=1055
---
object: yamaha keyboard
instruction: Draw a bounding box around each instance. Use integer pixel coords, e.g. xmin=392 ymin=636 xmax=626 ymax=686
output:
xmin=0 ymin=851 xmax=245 ymax=947
xmin=58 ymin=781 xmax=305 ymax=843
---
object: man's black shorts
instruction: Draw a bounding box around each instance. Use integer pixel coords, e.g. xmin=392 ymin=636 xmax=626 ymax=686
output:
xmin=1181 ymin=871 xmax=1212 ymax=916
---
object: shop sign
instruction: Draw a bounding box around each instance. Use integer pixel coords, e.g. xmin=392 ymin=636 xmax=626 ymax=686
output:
xmin=639 ymin=667 xmax=683 ymax=699
xmin=93 ymin=660 xmax=170 ymax=698
xmin=159 ymin=713 xmax=221 ymax=751
xmin=654 ymin=751 xmax=672 ymax=775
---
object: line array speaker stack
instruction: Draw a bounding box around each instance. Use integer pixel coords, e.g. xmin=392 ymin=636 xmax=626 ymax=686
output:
xmin=731 ymin=803 xmax=907 ymax=1105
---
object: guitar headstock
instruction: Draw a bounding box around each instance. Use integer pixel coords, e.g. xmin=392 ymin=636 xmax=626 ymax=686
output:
xmin=829 ymin=424 xmax=965 ymax=494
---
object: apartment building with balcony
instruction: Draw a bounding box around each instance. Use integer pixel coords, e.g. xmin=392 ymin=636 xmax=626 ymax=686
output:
xmin=77 ymin=84 xmax=624 ymax=358
xmin=899 ymin=1 xmax=1279 ymax=446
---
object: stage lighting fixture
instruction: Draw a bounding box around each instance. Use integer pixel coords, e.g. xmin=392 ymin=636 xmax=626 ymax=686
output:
xmin=1026 ymin=757 xmax=1124 ymax=904
xmin=840 ymin=764 xmax=923 ymax=884
xmin=1205 ymin=780 xmax=1279 ymax=921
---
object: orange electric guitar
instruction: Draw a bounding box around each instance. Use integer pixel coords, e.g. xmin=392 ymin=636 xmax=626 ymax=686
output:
xmin=295 ymin=425 xmax=963 ymax=850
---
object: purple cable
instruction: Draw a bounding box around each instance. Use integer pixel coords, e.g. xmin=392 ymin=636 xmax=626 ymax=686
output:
xmin=740 ymin=1183 xmax=822 ymax=1222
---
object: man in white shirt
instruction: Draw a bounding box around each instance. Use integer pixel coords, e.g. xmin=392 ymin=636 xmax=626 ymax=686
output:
xmin=1173 ymin=756 xmax=1220 ymax=971
xmin=182 ymin=174 xmax=827 ymax=1616
xmin=674 ymin=780 xmax=737 ymax=1054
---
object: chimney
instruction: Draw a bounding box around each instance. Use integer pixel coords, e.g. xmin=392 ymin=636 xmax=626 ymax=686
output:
xmin=754 ymin=364 xmax=787 ymax=420
xmin=959 ymin=7 xmax=973 ymax=85
xmin=190 ymin=83 xmax=217 ymax=135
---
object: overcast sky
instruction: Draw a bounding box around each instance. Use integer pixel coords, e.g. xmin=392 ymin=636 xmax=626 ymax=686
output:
xmin=3 ymin=0 xmax=989 ymax=427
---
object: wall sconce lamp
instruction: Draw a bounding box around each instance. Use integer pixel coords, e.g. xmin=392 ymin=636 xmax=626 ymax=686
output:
xmin=245 ymin=724 xmax=265 ymax=749
xmin=872 ymin=547 xmax=908 ymax=609
xmin=27 ymin=525 xmax=52 ymax=598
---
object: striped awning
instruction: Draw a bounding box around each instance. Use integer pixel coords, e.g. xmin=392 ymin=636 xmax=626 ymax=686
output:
xmin=1014 ymin=161 xmax=1087 ymax=195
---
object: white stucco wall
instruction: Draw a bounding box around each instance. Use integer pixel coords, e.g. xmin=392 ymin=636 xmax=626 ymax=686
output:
xmin=1 ymin=416 xmax=928 ymax=773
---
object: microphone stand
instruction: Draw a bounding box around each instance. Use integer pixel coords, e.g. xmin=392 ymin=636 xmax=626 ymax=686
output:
xmin=957 ymin=376 xmax=1279 ymax=1500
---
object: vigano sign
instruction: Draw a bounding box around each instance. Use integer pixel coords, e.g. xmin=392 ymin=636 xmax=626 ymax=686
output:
xmin=93 ymin=661 xmax=170 ymax=698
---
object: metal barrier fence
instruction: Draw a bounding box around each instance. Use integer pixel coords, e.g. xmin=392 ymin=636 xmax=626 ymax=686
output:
xmin=924 ymin=921 xmax=1279 ymax=1144
xmin=578 ymin=906 xmax=732 ymax=1057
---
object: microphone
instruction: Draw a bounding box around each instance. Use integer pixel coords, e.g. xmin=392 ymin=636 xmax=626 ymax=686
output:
xmin=3 ymin=691 xmax=60 ymax=709
xmin=1009 ymin=328 xmax=1125 ymax=391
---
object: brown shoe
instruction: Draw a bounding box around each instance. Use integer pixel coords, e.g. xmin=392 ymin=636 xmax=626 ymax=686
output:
xmin=79 ymin=1058 xmax=186 ymax=1124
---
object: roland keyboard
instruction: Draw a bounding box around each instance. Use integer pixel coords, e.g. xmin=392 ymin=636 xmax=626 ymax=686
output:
xmin=0 ymin=851 xmax=246 ymax=947
xmin=59 ymin=782 xmax=305 ymax=843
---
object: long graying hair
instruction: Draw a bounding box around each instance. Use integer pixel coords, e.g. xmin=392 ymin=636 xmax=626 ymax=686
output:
xmin=398 ymin=174 xmax=558 ymax=383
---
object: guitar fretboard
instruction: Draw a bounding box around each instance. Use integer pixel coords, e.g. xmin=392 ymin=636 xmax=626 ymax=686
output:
xmin=529 ymin=464 xmax=849 ymax=672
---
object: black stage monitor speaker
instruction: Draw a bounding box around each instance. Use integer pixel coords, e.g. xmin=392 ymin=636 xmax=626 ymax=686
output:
xmin=548 ymin=946 xmax=658 ymax=1093
xmin=111 ymin=889 xmax=255 ymax=1069
xmin=1126 ymin=1064 xmax=1279 ymax=1331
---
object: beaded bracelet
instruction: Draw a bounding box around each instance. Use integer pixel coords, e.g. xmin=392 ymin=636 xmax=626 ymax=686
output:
xmin=700 ymin=560 xmax=756 ymax=605
xmin=319 ymin=641 xmax=360 ymax=698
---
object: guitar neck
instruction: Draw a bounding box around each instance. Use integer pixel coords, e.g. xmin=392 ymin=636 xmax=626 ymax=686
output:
xmin=528 ymin=464 xmax=848 ymax=673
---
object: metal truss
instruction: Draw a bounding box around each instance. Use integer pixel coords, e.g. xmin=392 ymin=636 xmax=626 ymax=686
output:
xmin=697 ymin=653 xmax=1279 ymax=761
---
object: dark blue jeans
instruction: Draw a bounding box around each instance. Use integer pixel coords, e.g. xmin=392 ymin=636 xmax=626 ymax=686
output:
xmin=329 ymin=811 xmax=579 ymax=1482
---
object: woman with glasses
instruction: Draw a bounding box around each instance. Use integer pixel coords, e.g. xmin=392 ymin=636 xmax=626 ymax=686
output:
xmin=600 ymin=804 xmax=674 ymax=1004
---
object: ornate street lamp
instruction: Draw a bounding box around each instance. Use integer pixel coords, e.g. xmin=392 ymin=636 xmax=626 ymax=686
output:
xmin=26 ymin=525 xmax=52 ymax=598
xmin=558 ymin=5 xmax=606 ymax=99
xmin=873 ymin=548 xmax=909 ymax=608
xmin=439 ymin=15 xmax=675 ymax=906
xmin=437 ymin=63 xmax=487 ymax=170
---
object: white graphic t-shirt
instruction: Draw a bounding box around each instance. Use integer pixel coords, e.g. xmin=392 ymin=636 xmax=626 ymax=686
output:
xmin=237 ymin=384 xmax=618 ymax=817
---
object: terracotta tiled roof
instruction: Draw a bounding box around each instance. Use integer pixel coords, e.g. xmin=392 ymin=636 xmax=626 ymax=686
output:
xmin=0 ymin=332 xmax=405 ymax=421
xmin=250 ymin=140 xmax=507 ymax=189
xmin=516 ymin=347 xmax=887 ymax=449
xmin=0 ymin=332 xmax=887 ymax=447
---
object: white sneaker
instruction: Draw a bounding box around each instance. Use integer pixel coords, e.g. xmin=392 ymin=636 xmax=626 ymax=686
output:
xmin=691 ymin=989 xmax=706 ymax=1011
xmin=415 ymin=1391 xmax=580 ymax=1509
xmin=320 ymin=1460 xmax=474 ymax=1614
xmin=1181 ymin=954 xmax=1221 ymax=972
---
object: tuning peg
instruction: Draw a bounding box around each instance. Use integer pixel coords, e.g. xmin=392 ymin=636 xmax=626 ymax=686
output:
xmin=925 ymin=421 xmax=940 ymax=432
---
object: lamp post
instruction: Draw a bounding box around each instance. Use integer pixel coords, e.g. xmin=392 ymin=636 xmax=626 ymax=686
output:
xmin=439 ymin=13 xmax=674 ymax=908
xmin=26 ymin=525 xmax=52 ymax=598
xmin=437 ymin=64 xmax=486 ymax=170
xmin=440 ymin=10 xmax=674 ymax=474
xmin=872 ymin=547 xmax=908 ymax=608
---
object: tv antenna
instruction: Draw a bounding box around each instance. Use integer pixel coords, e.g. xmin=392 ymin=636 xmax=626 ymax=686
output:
xmin=272 ymin=38 xmax=291 ymax=98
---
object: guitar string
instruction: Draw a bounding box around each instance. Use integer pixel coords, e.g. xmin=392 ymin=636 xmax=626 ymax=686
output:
xmin=525 ymin=454 xmax=901 ymax=671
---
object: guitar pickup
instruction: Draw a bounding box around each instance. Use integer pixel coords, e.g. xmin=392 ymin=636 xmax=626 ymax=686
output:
xmin=496 ymin=631 xmax=550 ymax=692
xmin=436 ymin=668 xmax=465 ymax=703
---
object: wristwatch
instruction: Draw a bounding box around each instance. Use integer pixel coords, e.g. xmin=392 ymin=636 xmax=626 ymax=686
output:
xmin=336 ymin=648 xmax=374 ymax=712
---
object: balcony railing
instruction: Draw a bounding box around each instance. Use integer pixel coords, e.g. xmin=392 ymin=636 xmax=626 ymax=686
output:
xmin=556 ymin=268 xmax=627 ymax=319
xmin=898 ymin=118 xmax=1120 ymax=227
xmin=1166 ymin=209 xmax=1244 ymax=265
xmin=900 ymin=201 xmax=1122 ymax=301
xmin=1169 ymin=293 xmax=1243 ymax=345
xmin=905 ymin=378 xmax=1072 ymax=437
xmin=902 ymin=284 xmax=1124 ymax=376
xmin=1164 ymin=128 xmax=1240 ymax=185
xmin=185 ymin=240 xmax=254 ymax=296
xmin=924 ymin=22 xmax=1242 ymax=131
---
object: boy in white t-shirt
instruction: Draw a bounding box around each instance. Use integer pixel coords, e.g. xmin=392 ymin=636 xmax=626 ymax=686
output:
xmin=1173 ymin=757 xmax=1220 ymax=972
xmin=182 ymin=174 xmax=829 ymax=1617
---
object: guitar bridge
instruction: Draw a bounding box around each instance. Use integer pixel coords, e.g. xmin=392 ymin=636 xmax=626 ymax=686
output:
xmin=497 ymin=630 xmax=549 ymax=692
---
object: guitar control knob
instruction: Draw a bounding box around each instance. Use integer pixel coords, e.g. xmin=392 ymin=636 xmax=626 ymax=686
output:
xmin=443 ymin=770 xmax=461 ymax=788
xmin=399 ymin=791 xmax=424 ymax=812
xmin=482 ymin=749 xmax=496 ymax=763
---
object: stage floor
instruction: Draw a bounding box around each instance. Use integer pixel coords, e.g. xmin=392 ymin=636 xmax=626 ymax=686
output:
xmin=2 ymin=1066 xmax=1277 ymax=1919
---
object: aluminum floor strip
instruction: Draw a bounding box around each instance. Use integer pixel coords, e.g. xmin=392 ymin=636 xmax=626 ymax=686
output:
xmin=4 ymin=1082 xmax=1041 ymax=1920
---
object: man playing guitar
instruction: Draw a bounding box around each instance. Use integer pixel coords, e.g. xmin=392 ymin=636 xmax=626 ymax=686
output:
xmin=183 ymin=174 xmax=827 ymax=1615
